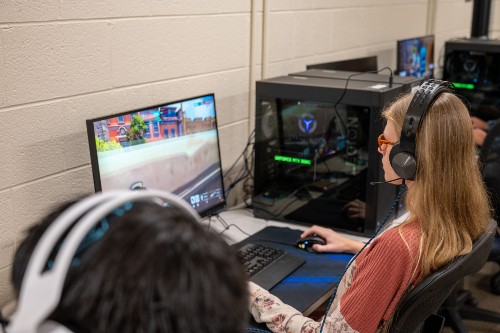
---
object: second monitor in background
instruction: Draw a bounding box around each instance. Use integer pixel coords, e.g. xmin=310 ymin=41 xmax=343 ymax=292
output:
xmin=397 ymin=35 xmax=435 ymax=79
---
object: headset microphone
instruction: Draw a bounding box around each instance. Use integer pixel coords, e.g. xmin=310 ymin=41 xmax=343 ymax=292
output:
xmin=369 ymin=177 xmax=402 ymax=186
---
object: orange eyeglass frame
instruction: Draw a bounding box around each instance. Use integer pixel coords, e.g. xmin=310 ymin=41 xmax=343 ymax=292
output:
xmin=377 ymin=134 xmax=396 ymax=151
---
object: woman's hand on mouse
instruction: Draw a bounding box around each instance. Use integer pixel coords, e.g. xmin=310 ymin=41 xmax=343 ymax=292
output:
xmin=301 ymin=225 xmax=364 ymax=254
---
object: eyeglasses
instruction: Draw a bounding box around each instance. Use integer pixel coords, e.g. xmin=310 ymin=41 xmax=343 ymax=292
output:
xmin=378 ymin=134 xmax=396 ymax=151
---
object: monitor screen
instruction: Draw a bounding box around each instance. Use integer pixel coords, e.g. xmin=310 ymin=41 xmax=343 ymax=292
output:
xmin=86 ymin=94 xmax=226 ymax=217
xmin=397 ymin=35 xmax=435 ymax=79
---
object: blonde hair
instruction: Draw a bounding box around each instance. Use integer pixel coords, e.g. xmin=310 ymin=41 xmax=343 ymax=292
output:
xmin=382 ymin=92 xmax=491 ymax=277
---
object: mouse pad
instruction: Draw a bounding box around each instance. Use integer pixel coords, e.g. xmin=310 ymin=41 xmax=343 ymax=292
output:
xmin=236 ymin=226 xmax=353 ymax=330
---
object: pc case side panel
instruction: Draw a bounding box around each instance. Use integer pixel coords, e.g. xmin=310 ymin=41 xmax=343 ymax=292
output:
xmin=253 ymin=95 xmax=283 ymax=222
xmin=253 ymin=78 xmax=405 ymax=236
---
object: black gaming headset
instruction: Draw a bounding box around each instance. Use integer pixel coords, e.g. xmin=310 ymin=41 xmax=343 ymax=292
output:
xmin=6 ymin=190 xmax=201 ymax=333
xmin=389 ymin=79 xmax=457 ymax=180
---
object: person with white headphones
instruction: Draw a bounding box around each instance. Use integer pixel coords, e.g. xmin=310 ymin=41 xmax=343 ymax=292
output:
xmin=5 ymin=190 xmax=248 ymax=333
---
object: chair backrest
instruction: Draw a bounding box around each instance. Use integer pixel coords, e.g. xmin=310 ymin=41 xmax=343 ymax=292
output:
xmin=479 ymin=121 xmax=500 ymax=222
xmin=388 ymin=219 xmax=497 ymax=333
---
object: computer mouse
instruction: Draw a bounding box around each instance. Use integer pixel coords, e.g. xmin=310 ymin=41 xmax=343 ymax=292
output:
xmin=296 ymin=234 xmax=326 ymax=253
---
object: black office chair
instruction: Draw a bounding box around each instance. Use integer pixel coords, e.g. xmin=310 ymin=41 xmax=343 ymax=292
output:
xmin=480 ymin=120 xmax=500 ymax=294
xmin=433 ymin=123 xmax=500 ymax=333
xmin=388 ymin=219 xmax=497 ymax=333
xmin=489 ymin=234 xmax=500 ymax=294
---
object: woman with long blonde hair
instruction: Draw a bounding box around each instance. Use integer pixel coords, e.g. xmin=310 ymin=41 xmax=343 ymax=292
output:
xmin=248 ymin=81 xmax=491 ymax=333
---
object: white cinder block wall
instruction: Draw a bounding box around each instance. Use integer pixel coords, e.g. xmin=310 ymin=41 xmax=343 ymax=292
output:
xmin=0 ymin=0 xmax=499 ymax=305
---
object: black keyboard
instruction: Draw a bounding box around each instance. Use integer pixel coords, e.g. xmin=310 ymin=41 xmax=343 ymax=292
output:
xmin=237 ymin=243 xmax=306 ymax=290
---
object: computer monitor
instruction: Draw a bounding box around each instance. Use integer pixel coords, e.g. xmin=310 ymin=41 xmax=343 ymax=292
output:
xmin=86 ymin=94 xmax=226 ymax=217
xmin=397 ymin=35 xmax=435 ymax=79
xmin=307 ymin=56 xmax=378 ymax=72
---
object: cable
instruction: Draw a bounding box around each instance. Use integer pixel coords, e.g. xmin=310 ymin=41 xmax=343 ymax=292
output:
xmin=218 ymin=223 xmax=253 ymax=236
xmin=332 ymin=67 xmax=394 ymax=135
xmin=224 ymin=130 xmax=255 ymax=178
xmin=242 ymin=139 xmax=256 ymax=204
xmin=216 ymin=214 xmax=230 ymax=229
xmin=225 ymin=130 xmax=256 ymax=198
xmin=215 ymin=214 xmax=256 ymax=237
xmin=215 ymin=214 xmax=297 ymax=247
xmin=206 ymin=215 xmax=212 ymax=231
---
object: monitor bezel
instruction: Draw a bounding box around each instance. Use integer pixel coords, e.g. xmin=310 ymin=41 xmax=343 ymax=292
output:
xmin=86 ymin=93 xmax=227 ymax=218
xmin=396 ymin=34 xmax=435 ymax=79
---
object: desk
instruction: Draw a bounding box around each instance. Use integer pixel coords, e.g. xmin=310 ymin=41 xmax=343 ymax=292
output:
xmin=211 ymin=208 xmax=369 ymax=247
xmin=205 ymin=208 xmax=369 ymax=317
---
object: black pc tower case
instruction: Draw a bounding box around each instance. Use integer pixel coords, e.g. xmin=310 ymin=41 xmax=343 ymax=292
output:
xmin=443 ymin=38 xmax=500 ymax=120
xmin=253 ymin=75 xmax=408 ymax=236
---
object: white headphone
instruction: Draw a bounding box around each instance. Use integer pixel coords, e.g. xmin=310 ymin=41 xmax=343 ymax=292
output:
xmin=6 ymin=190 xmax=201 ymax=333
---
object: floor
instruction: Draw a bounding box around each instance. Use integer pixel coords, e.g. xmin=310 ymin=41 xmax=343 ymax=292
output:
xmin=442 ymin=262 xmax=500 ymax=333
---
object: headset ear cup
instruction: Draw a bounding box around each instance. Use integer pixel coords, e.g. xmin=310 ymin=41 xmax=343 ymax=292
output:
xmin=389 ymin=141 xmax=400 ymax=170
xmin=389 ymin=142 xmax=417 ymax=180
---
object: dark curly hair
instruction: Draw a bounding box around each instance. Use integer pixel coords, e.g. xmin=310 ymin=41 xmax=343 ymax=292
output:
xmin=12 ymin=199 xmax=248 ymax=333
